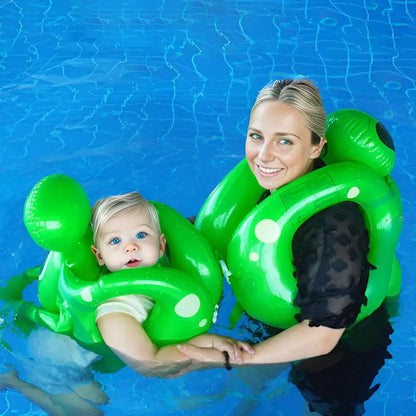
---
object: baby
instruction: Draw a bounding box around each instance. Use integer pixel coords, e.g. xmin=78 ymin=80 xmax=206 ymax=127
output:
xmin=91 ymin=192 xmax=164 ymax=328
xmin=90 ymin=192 xmax=252 ymax=377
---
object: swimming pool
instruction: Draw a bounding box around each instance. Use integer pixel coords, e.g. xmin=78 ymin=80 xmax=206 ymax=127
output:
xmin=1 ymin=0 xmax=415 ymax=414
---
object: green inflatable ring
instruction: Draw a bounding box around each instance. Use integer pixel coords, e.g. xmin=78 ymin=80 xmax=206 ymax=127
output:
xmin=195 ymin=109 xmax=403 ymax=329
xmin=15 ymin=175 xmax=222 ymax=358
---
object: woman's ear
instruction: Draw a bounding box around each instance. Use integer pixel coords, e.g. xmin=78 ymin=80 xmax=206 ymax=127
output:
xmin=91 ymin=245 xmax=105 ymax=266
xmin=311 ymin=137 xmax=327 ymax=159
xmin=159 ymin=234 xmax=167 ymax=256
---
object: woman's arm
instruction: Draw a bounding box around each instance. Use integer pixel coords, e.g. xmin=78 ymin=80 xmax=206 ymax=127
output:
xmin=240 ymin=320 xmax=344 ymax=364
xmin=178 ymin=320 xmax=345 ymax=366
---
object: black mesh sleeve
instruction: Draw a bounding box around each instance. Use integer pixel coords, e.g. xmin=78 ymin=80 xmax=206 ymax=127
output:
xmin=292 ymin=202 xmax=371 ymax=329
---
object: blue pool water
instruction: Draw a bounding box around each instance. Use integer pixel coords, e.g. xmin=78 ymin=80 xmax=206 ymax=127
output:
xmin=1 ymin=0 xmax=415 ymax=415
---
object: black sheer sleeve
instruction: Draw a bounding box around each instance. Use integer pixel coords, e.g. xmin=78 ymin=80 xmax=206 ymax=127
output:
xmin=292 ymin=202 xmax=371 ymax=329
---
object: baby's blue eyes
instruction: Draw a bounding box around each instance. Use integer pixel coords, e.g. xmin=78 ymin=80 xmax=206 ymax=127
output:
xmin=108 ymin=232 xmax=147 ymax=245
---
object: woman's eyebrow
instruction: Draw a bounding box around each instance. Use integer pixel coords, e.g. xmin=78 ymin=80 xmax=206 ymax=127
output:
xmin=248 ymin=126 xmax=302 ymax=140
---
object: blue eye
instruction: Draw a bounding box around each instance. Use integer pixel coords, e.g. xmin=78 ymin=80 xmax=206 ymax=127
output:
xmin=136 ymin=232 xmax=147 ymax=239
xmin=279 ymin=138 xmax=292 ymax=145
xmin=250 ymin=133 xmax=262 ymax=141
xmin=109 ymin=237 xmax=121 ymax=245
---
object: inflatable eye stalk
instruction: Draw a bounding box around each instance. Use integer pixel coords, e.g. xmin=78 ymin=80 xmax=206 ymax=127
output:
xmin=24 ymin=174 xmax=91 ymax=253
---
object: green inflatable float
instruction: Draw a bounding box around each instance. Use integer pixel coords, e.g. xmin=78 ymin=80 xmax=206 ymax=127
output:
xmin=6 ymin=175 xmax=222 ymax=365
xmin=195 ymin=109 xmax=403 ymax=328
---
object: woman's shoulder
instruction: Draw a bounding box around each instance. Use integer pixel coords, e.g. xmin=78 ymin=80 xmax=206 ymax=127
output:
xmin=314 ymin=201 xmax=363 ymax=223
xmin=294 ymin=201 xmax=368 ymax=254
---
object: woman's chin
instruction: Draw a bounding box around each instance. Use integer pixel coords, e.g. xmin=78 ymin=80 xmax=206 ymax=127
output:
xmin=256 ymin=175 xmax=282 ymax=191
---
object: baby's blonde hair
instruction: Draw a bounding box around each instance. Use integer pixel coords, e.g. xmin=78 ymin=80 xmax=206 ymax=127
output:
xmin=90 ymin=192 xmax=160 ymax=243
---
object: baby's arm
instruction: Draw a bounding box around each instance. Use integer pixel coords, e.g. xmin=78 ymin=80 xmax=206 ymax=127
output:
xmin=97 ymin=313 xmax=254 ymax=377
xmin=97 ymin=312 xmax=213 ymax=378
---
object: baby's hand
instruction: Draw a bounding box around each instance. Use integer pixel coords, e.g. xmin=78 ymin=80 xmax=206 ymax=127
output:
xmin=210 ymin=334 xmax=255 ymax=364
xmin=188 ymin=334 xmax=254 ymax=364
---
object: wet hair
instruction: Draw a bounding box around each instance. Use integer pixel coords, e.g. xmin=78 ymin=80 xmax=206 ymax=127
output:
xmin=251 ymin=79 xmax=327 ymax=144
xmin=91 ymin=191 xmax=161 ymax=243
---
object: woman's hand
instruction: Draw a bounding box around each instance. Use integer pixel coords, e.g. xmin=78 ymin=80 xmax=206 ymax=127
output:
xmin=179 ymin=334 xmax=255 ymax=365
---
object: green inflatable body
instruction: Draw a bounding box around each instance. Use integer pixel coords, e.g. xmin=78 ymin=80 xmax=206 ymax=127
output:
xmin=195 ymin=109 xmax=403 ymax=328
xmin=10 ymin=175 xmax=222 ymax=362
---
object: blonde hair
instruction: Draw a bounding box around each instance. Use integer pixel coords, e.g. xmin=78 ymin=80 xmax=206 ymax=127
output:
xmin=251 ymin=79 xmax=327 ymax=142
xmin=91 ymin=192 xmax=160 ymax=243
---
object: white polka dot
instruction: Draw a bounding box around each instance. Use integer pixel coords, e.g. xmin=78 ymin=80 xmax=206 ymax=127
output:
xmin=212 ymin=304 xmax=219 ymax=323
xmin=174 ymin=294 xmax=200 ymax=318
xmin=255 ymin=219 xmax=281 ymax=243
xmin=347 ymin=186 xmax=360 ymax=199
xmin=199 ymin=319 xmax=208 ymax=327
xmin=249 ymin=252 xmax=259 ymax=262
xmin=81 ymin=288 xmax=92 ymax=302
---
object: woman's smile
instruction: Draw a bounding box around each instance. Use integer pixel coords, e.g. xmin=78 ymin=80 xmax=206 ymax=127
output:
xmin=245 ymin=101 xmax=324 ymax=192
xmin=256 ymin=164 xmax=283 ymax=176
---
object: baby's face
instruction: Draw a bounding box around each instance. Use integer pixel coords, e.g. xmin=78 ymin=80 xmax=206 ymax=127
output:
xmin=92 ymin=207 xmax=165 ymax=272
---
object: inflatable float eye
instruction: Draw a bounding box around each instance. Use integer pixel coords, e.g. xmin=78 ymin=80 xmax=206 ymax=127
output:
xmin=196 ymin=109 xmax=403 ymax=329
xmin=376 ymin=121 xmax=395 ymax=151
xmin=324 ymin=109 xmax=395 ymax=177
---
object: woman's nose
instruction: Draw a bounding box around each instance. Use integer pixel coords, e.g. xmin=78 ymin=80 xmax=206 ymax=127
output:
xmin=258 ymin=141 xmax=275 ymax=162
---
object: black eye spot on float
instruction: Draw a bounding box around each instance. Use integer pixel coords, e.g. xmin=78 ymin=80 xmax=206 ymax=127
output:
xmin=376 ymin=122 xmax=395 ymax=151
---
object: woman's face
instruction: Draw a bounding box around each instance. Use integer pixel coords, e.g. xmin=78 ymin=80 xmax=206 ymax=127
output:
xmin=245 ymin=101 xmax=325 ymax=192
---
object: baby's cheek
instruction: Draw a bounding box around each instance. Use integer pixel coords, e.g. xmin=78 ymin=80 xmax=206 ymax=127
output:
xmin=149 ymin=252 xmax=161 ymax=266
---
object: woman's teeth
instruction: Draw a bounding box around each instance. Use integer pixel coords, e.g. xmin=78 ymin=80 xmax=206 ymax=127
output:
xmin=259 ymin=166 xmax=282 ymax=174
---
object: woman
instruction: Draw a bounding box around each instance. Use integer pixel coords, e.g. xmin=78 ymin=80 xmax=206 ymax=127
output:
xmin=178 ymin=79 xmax=372 ymax=366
